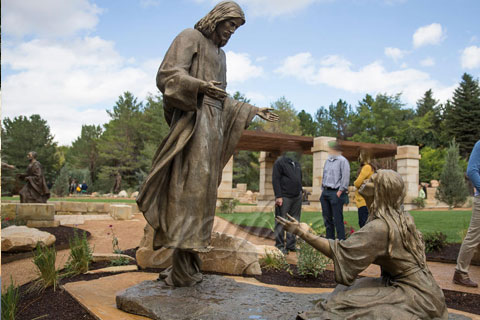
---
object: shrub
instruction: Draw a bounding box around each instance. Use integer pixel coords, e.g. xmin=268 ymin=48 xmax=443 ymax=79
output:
xmin=32 ymin=244 xmax=60 ymax=292
xmin=64 ymin=230 xmax=93 ymax=276
xmin=436 ymin=140 xmax=468 ymax=209
xmin=412 ymin=197 xmax=426 ymax=208
xmin=219 ymin=198 xmax=239 ymax=214
xmin=423 ymin=231 xmax=447 ymax=253
xmin=296 ymin=239 xmax=329 ymax=278
xmin=1 ymin=278 xmax=21 ymax=320
xmin=110 ymin=256 xmax=131 ymax=267
xmin=1 ymin=217 xmax=26 ymax=229
xmin=259 ymin=249 xmax=291 ymax=272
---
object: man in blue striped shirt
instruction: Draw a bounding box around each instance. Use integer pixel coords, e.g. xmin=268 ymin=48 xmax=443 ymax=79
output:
xmin=320 ymin=142 xmax=350 ymax=240
xmin=454 ymin=140 xmax=480 ymax=287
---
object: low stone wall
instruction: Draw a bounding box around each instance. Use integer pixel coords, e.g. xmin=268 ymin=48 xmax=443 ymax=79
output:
xmin=1 ymin=201 xmax=140 ymax=222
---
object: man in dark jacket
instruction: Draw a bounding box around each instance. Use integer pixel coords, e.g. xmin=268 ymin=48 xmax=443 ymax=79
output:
xmin=272 ymin=153 xmax=303 ymax=254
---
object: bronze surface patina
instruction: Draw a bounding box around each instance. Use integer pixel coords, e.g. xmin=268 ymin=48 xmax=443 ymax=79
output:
xmin=18 ymin=151 xmax=50 ymax=203
xmin=136 ymin=1 xmax=278 ymax=287
xmin=277 ymin=170 xmax=449 ymax=320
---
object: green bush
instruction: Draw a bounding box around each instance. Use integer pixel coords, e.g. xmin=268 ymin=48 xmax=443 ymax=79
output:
xmin=259 ymin=249 xmax=291 ymax=272
xmin=32 ymin=244 xmax=60 ymax=292
xmin=412 ymin=197 xmax=426 ymax=208
xmin=219 ymin=198 xmax=239 ymax=214
xmin=423 ymin=231 xmax=447 ymax=253
xmin=110 ymin=256 xmax=131 ymax=267
xmin=1 ymin=278 xmax=21 ymax=320
xmin=296 ymin=239 xmax=329 ymax=277
xmin=64 ymin=230 xmax=93 ymax=276
xmin=1 ymin=217 xmax=26 ymax=229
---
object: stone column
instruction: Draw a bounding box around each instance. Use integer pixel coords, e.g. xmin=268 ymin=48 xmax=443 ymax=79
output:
xmin=257 ymin=151 xmax=280 ymax=206
xmin=395 ymin=145 xmax=421 ymax=209
xmin=310 ymin=137 xmax=336 ymax=209
xmin=217 ymin=156 xmax=234 ymax=199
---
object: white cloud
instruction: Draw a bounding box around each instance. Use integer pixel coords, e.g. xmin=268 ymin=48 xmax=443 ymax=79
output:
xmin=420 ymin=57 xmax=435 ymax=67
xmin=413 ymin=23 xmax=445 ymax=48
xmin=275 ymin=52 xmax=455 ymax=105
xmin=2 ymin=0 xmax=102 ymax=38
xmin=2 ymin=38 xmax=159 ymax=145
xmin=461 ymin=46 xmax=480 ymax=69
xmin=193 ymin=0 xmax=329 ymax=17
xmin=226 ymin=51 xmax=264 ymax=83
xmin=384 ymin=47 xmax=407 ymax=62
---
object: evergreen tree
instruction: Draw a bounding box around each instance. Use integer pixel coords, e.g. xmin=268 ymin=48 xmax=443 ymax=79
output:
xmin=256 ymin=97 xmax=301 ymax=135
xmin=97 ymin=92 xmax=144 ymax=192
xmin=436 ymin=140 xmax=468 ymax=209
xmin=67 ymin=125 xmax=102 ymax=183
xmin=297 ymin=110 xmax=319 ymax=136
xmin=1 ymin=114 xmax=59 ymax=194
xmin=446 ymin=73 xmax=480 ymax=157
xmin=416 ymin=89 xmax=438 ymax=117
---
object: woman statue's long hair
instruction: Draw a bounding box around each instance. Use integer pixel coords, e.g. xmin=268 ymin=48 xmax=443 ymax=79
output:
xmin=367 ymin=170 xmax=427 ymax=269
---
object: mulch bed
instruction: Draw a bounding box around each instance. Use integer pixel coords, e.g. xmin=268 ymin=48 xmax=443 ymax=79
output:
xmin=2 ymin=226 xmax=91 ymax=264
xmin=426 ymin=243 xmax=480 ymax=266
xmin=8 ymin=246 xmax=480 ymax=318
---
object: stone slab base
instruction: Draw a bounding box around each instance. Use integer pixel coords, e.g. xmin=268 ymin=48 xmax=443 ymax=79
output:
xmin=26 ymin=220 xmax=60 ymax=228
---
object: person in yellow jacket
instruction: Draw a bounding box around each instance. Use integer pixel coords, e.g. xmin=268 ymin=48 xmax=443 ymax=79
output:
xmin=354 ymin=151 xmax=375 ymax=228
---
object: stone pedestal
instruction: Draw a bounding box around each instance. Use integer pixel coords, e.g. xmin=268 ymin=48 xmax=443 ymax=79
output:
xmin=257 ymin=151 xmax=279 ymax=206
xmin=110 ymin=205 xmax=133 ymax=220
xmin=310 ymin=137 xmax=336 ymax=209
xmin=395 ymin=146 xmax=421 ymax=207
xmin=17 ymin=203 xmax=55 ymax=221
xmin=218 ymin=156 xmax=234 ymax=198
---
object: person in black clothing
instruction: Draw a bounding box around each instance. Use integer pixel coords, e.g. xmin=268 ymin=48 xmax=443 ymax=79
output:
xmin=272 ymin=153 xmax=303 ymax=254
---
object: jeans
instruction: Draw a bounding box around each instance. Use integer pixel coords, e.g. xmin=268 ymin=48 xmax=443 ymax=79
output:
xmin=274 ymin=193 xmax=302 ymax=250
xmin=358 ymin=206 xmax=369 ymax=228
xmin=320 ymin=189 xmax=345 ymax=240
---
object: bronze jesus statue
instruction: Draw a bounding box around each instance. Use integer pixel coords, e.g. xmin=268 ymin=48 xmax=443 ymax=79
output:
xmin=136 ymin=1 xmax=278 ymax=287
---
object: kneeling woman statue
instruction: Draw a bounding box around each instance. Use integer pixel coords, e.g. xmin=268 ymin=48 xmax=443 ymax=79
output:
xmin=277 ymin=170 xmax=448 ymax=320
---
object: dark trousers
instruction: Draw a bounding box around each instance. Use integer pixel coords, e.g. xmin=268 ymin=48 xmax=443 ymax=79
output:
xmin=358 ymin=206 xmax=369 ymax=228
xmin=274 ymin=193 xmax=302 ymax=250
xmin=320 ymin=189 xmax=345 ymax=240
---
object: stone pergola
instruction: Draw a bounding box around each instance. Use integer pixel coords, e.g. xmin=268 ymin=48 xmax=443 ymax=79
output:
xmin=218 ymin=131 xmax=421 ymax=209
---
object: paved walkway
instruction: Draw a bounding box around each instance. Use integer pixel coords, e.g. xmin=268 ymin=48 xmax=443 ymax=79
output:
xmin=2 ymin=213 xmax=480 ymax=297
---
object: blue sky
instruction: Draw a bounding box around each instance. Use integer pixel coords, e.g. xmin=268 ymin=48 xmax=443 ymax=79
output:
xmin=2 ymin=0 xmax=480 ymax=145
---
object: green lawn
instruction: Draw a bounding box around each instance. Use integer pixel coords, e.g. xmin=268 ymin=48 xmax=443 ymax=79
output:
xmin=1 ymin=196 xmax=136 ymax=203
xmin=217 ymin=210 xmax=472 ymax=243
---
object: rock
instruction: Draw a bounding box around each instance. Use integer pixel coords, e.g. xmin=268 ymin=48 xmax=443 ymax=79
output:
xmin=131 ymin=191 xmax=139 ymax=198
xmin=16 ymin=203 xmax=55 ymax=221
xmin=86 ymin=265 xmax=138 ymax=274
xmin=198 ymin=232 xmax=261 ymax=275
xmin=118 ymin=190 xmax=128 ymax=198
xmin=91 ymin=192 xmax=99 ymax=197
xmin=26 ymin=220 xmax=60 ymax=228
xmin=430 ymin=180 xmax=440 ymax=188
xmin=86 ymin=202 xmax=110 ymax=214
xmin=92 ymin=253 xmax=136 ymax=263
xmin=1 ymin=203 xmax=17 ymax=219
xmin=116 ymin=275 xmax=322 ymax=320
xmin=110 ymin=205 xmax=133 ymax=220
xmin=255 ymin=245 xmax=284 ymax=259
xmin=137 ymin=225 xmax=261 ymax=275
xmin=1 ymin=226 xmax=56 ymax=252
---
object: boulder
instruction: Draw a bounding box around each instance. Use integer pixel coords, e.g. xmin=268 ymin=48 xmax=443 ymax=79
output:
xmin=110 ymin=205 xmax=133 ymax=220
xmin=199 ymin=232 xmax=261 ymax=275
xmin=91 ymin=192 xmax=100 ymax=197
xmin=131 ymin=191 xmax=139 ymax=198
xmin=430 ymin=180 xmax=440 ymax=188
xmin=136 ymin=224 xmax=261 ymax=275
xmin=16 ymin=203 xmax=55 ymax=221
xmin=118 ymin=190 xmax=129 ymax=198
xmin=1 ymin=226 xmax=56 ymax=252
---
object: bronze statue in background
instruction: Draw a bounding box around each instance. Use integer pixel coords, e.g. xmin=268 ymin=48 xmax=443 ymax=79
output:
xmin=18 ymin=151 xmax=50 ymax=203
xmin=277 ymin=170 xmax=448 ymax=320
xmin=136 ymin=1 xmax=278 ymax=287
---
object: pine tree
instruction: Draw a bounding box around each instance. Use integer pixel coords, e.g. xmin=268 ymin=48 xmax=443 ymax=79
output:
xmin=436 ymin=140 xmax=468 ymax=209
xmin=416 ymin=89 xmax=438 ymax=117
xmin=446 ymin=73 xmax=480 ymax=157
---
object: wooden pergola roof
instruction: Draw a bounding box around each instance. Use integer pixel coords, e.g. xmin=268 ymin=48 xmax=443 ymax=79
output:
xmin=236 ymin=130 xmax=397 ymax=161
